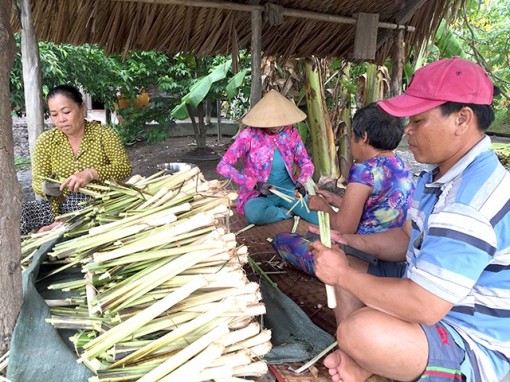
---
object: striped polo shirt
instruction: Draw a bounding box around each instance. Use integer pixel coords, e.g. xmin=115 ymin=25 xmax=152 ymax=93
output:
xmin=405 ymin=136 xmax=510 ymax=381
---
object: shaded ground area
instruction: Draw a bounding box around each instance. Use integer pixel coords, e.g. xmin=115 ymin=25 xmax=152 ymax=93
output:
xmin=126 ymin=135 xmax=229 ymax=180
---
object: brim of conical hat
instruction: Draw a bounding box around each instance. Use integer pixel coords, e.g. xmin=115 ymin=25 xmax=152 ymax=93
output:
xmin=241 ymin=90 xmax=307 ymax=128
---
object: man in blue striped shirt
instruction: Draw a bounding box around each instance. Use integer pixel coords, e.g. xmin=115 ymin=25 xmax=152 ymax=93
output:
xmin=311 ymin=57 xmax=510 ymax=381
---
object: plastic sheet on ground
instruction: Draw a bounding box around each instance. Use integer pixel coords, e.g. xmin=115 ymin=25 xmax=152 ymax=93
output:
xmin=7 ymin=237 xmax=93 ymax=382
xmin=8 ymin=238 xmax=334 ymax=380
xmin=259 ymin=279 xmax=335 ymax=364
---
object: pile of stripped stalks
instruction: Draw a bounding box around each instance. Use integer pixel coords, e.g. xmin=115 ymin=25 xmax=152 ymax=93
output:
xmin=22 ymin=167 xmax=271 ymax=382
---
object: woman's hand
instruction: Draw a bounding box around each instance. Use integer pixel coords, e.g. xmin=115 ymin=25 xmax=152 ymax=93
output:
xmin=37 ymin=221 xmax=63 ymax=233
xmin=254 ymin=181 xmax=273 ymax=196
xmin=308 ymin=195 xmax=331 ymax=212
xmin=294 ymin=182 xmax=307 ymax=199
xmin=308 ymin=225 xmax=347 ymax=245
xmin=316 ymin=189 xmax=344 ymax=208
xmin=60 ymin=169 xmax=96 ymax=192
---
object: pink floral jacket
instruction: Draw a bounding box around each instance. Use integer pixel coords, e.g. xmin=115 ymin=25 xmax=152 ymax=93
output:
xmin=216 ymin=126 xmax=314 ymax=215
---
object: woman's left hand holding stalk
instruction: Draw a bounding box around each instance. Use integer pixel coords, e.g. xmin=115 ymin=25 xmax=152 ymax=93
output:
xmin=60 ymin=168 xmax=97 ymax=192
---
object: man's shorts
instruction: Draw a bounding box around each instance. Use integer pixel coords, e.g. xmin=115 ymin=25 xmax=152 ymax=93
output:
xmin=368 ymin=260 xmax=467 ymax=381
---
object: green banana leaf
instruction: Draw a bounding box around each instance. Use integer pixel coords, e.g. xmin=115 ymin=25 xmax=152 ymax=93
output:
xmin=434 ymin=20 xmax=467 ymax=59
xmin=226 ymin=68 xmax=249 ymax=99
xmin=171 ymin=59 xmax=233 ymax=119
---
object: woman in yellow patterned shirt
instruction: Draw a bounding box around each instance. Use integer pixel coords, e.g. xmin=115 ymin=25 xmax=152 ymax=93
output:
xmin=21 ymin=85 xmax=132 ymax=234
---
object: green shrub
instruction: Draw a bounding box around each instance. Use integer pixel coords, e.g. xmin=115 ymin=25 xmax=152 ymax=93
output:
xmin=489 ymin=108 xmax=510 ymax=135
xmin=114 ymin=96 xmax=176 ymax=145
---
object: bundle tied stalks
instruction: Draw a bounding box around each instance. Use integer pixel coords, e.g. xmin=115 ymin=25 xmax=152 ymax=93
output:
xmin=27 ymin=167 xmax=272 ymax=382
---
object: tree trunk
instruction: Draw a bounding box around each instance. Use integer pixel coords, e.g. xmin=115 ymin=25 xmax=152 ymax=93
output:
xmin=17 ymin=0 xmax=45 ymax=158
xmin=196 ymin=102 xmax=207 ymax=148
xmin=186 ymin=103 xmax=207 ymax=149
xmin=0 ymin=0 xmax=23 ymax=356
xmin=303 ymin=58 xmax=340 ymax=180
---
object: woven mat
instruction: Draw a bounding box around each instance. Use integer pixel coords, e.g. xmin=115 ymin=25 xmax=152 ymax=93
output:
xmin=226 ymin=209 xmax=339 ymax=381
xmin=228 ymin=210 xmax=337 ymax=337
xmin=268 ymin=363 xmax=333 ymax=382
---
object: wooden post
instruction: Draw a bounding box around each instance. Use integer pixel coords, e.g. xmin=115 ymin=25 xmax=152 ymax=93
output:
xmin=390 ymin=30 xmax=405 ymax=97
xmin=250 ymin=9 xmax=262 ymax=107
xmin=17 ymin=0 xmax=45 ymax=158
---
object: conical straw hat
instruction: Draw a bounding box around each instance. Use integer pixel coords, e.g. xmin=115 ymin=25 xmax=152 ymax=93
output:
xmin=241 ymin=90 xmax=307 ymax=128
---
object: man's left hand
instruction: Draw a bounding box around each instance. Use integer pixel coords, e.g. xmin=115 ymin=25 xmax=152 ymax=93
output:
xmin=310 ymin=240 xmax=349 ymax=286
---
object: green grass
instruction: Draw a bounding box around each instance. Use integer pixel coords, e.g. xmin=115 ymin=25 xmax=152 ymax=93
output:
xmin=15 ymin=156 xmax=31 ymax=170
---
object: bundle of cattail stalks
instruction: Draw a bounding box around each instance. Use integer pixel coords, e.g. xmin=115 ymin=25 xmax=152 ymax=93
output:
xmin=23 ymin=167 xmax=272 ymax=382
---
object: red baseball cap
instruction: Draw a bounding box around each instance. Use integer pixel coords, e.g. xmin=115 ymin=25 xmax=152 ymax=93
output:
xmin=378 ymin=57 xmax=494 ymax=117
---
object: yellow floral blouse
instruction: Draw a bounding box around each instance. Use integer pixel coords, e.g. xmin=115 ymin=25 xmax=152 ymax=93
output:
xmin=32 ymin=121 xmax=132 ymax=201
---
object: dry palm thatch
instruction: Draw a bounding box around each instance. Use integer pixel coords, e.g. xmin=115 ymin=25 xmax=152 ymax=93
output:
xmin=11 ymin=0 xmax=467 ymax=63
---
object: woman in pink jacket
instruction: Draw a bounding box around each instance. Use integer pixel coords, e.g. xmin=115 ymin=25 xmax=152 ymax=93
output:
xmin=216 ymin=90 xmax=318 ymax=225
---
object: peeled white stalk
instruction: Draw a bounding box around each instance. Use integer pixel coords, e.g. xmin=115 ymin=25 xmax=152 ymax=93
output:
xmin=305 ymin=178 xmax=337 ymax=309
xmin=92 ymin=213 xmax=216 ymax=263
xmin=156 ymin=342 xmax=225 ymax=382
xmin=232 ymin=361 xmax=268 ymax=377
xmin=241 ymin=341 xmax=273 ymax=357
xmin=102 ymin=247 xmax=227 ymax=313
xmin=136 ymin=323 xmax=229 ymax=382
xmin=218 ymin=322 xmax=260 ymax=347
xmin=319 ymin=211 xmax=337 ymax=308
xmin=79 ymin=277 xmax=207 ymax=362
xmin=208 ymin=349 xmax=252 ymax=368
xmin=197 ymin=365 xmax=235 ymax=381
xmin=226 ymin=330 xmax=272 ymax=352
xmin=89 ymin=203 xmax=191 ymax=235
xmin=109 ymin=298 xmax=237 ymax=368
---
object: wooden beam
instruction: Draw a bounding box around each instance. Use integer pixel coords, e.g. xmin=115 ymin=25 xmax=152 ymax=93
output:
xmin=113 ymin=0 xmax=262 ymax=13
xmin=111 ymin=0 xmax=415 ymax=31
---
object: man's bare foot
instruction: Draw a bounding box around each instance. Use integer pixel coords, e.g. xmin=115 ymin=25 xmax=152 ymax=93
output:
xmin=324 ymin=349 xmax=372 ymax=382
xmin=324 ymin=350 xmax=343 ymax=381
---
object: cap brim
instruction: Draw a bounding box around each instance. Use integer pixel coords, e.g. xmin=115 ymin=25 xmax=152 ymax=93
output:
xmin=378 ymin=94 xmax=446 ymax=117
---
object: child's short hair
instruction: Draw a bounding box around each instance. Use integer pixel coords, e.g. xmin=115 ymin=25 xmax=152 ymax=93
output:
xmin=352 ymin=103 xmax=405 ymax=150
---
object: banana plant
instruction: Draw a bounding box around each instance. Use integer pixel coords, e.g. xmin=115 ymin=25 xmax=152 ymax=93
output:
xmin=171 ymin=57 xmax=250 ymax=148
xmin=303 ymin=58 xmax=340 ymax=180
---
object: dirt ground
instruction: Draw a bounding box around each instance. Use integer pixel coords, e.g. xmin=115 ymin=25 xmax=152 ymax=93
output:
xmin=126 ymin=135 xmax=229 ymax=181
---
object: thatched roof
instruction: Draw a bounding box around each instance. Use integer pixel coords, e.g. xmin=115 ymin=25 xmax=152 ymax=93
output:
xmin=13 ymin=0 xmax=466 ymax=63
